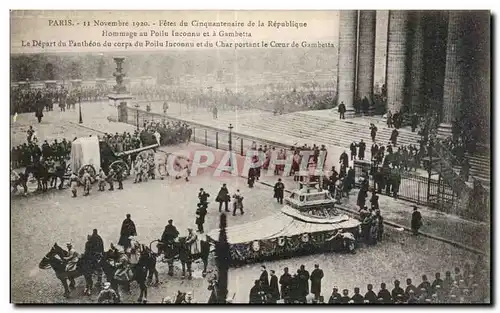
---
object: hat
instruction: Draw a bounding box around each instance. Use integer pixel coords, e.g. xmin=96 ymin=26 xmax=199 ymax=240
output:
xmin=66 ymin=242 xmax=72 ymax=246
xmin=103 ymin=282 xmax=111 ymax=289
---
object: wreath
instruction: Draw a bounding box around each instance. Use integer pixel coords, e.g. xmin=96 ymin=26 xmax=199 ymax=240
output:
xmin=251 ymin=240 xmax=260 ymax=252
xmin=301 ymin=233 xmax=309 ymax=243
xmin=278 ymin=237 xmax=285 ymax=247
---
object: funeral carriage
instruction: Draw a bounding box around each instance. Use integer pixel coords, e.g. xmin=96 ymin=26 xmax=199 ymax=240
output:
xmin=207 ymin=182 xmax=362 ymax=264
xmin=67 ymin=136 xmax=158 ymax=182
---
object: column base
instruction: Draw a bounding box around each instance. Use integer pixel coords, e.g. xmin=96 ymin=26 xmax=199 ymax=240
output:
xmin=437 ymin=123 xmax=452 ymax=139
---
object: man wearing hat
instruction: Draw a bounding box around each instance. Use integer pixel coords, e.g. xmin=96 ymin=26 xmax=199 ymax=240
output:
xmin=97 ymin=282 xmax=119 ymax=303
xmin=216 ymin=183 xmax=230 ymax=212
xmin=63 ymin=242 xmax=80 ymax=272
xmin=411 ymin=206 xmax=422 ymax=235
xmin=161 ymin=220 xmax=179 ymax=246
xmin=196 ymin=203 xmax=208 ymax=233
xmin=273 ymin=178 xmax=285 ymax=204
xmin=118 ymin=214 xmax=137 ymax=249
xmin=328 ymin=287 xmax=341 ymax=304
xmin=198 ymin=188 xmax=210 ymax=205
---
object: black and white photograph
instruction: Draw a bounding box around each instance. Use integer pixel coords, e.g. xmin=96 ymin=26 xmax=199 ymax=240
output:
xmin=8 ymin=9 xmax=491 ymax=304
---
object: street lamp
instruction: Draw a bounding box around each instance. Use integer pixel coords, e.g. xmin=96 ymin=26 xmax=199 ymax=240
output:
xmin=78 ymin=95 xmax=83 ymax=124
xmin=134 ymin=103 xmax=140 ymax=130
xmin=228 ymin=123 xmax=234 ymax=167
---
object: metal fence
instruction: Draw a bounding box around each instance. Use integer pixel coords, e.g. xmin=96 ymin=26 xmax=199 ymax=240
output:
xmin=124 ymin=106 xmax=292 ymax=157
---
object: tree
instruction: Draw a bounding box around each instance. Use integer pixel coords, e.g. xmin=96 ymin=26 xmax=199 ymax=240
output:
xmin=70 ymin=61 xmax=82 ymax=79
xmin=215 ymin=213 xmax=230 ymax=303
xmin=45 ymin=63 xmax=55 ymax=80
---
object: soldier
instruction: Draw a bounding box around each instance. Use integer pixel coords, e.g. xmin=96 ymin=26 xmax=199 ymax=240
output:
xmin=98 ymin=169 xmax=107 ymax=191
xmin=116 ymin=167 xmax=124 ymax=190
xmin=70 ymin=172 xmax=79 ymax=198
xmin=82 ymin=169 xmax=92 ymax=196
xmin=107 ymin=168 xmax=115 ymax=191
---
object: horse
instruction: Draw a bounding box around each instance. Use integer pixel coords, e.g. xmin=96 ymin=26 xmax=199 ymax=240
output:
xmin=38 ymin=243 xmax=95 ymax=298
xmin=100 ymin=248 xmax=150 ymax=303
xmin=25 ymin=162 xmax=49 ymax=192
xmin=151 ymin=236 xmax=210 ymax=279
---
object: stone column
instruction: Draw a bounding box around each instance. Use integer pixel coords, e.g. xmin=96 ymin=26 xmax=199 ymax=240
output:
xmin=337 ymin=10 xmax=358 ymax=115
xmin=438 ymin=11 xmax=465 ymax=136
xmin=357 ymin=10 xmax=376 ymax=113
xmin=409 ymin=11 xmax=425 ymax=114
xmin=386 ymin=11 xmax=410 ymax=114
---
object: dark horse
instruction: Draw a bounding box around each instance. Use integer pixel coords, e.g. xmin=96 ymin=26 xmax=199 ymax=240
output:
xmin=38 ymin=243 xmax=95 ymax=298
xmin=151 ymin=236 xmax=210 ymax=279
xmin=25 ymin=161 xmax=49 ymax=192
xmin=100 ymin=249 xmax=150 ymax=303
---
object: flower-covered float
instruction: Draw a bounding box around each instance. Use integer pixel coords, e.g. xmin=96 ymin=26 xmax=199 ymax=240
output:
xmin=207 ymin=182 xmax=361 ymax=264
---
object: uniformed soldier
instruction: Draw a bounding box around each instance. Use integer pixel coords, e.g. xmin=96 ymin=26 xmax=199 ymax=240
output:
xmin=70 ymin=172 xmax=79 ymax=197
xmin=107 ymin=168 xmax=115 ymax=191
xmin=98 ymin=169 xmax=107 ymax=191
xmin=82 ymin=169 xmax=92 ymax=196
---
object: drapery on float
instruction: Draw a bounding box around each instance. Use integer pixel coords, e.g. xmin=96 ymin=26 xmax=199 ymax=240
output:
xmin=207 ymin=182 xmax=361 ymax=264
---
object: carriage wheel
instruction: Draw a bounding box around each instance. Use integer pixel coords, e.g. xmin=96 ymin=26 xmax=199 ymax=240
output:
xmin=110 ymin=160 xmax=129 ymax=179
xmin=79 ymin=165 xmax=97 ymax=183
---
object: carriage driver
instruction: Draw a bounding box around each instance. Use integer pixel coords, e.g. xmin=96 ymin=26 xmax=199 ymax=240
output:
xmin=64 ymin=242 xmax=80 ymax=272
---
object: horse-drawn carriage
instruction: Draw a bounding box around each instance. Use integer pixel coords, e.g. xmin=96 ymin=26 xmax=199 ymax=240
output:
xmin=67 ymin=136 xmax=159 ymax=182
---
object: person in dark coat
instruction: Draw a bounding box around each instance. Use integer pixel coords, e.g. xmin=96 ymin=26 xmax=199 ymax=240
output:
xmin=273 ymin=178 xmax=285 ymax=204
xmin=431 ymin=272 xmax=443 ymax=294
xmin=364 ymin=284 xmax=377 ymax=303
xmin=269 ymin=270 xmax=280 ymax=303
xmin=195 ymin=203 xmax=208 ymax=233
xmin=328 ymin=287 xmax=342 ymax=304
xmin=198 ymin=188 xmax=210 ymax=204
xmin=349 ymin=142 xmax=357 ymax=161
xmin=370 ymin=192 xmax=379 ymax=210
xmin=351 ymin=287 xmax=364 ymax=303
xmin=377 ymin=282 xmax=392 ymax=303
xmin=118 ymin=214 xmax=137 ymax=249
xmin=297 ymin=265 xmax=310 ymax=300
xmin=370 ymin=123 xmax=378 ymax=142
xmin=279 ymin=267 xmax=292 ymax=303
xmin=405 ymin=278 xmax=418 ymax=299
xmin=411 ymin=206 xmax=422 ymax=235
xmin=339 ymin=151 xmax=349 ymax=168
xmin=161 ymin=219 xmax=179 ymax=244
xmin=216 ymin=183 xmax=230 ymax=212
xmin=338 ymin=101 xmax=346 ymax=119
xmin=340 ymin=289 xmax=350 ymax=303
xmin=259 ymin=265 xmax=269 ymax=288
xmin=411 ymin=113 xmax=419 ymax=132
xmin=391 ymin=280 xmax=404 ymax=300
xmin=88 ymin=229 xmax=104 ymax=255
xmin=249 ymin=280 xmax=262 ymax=304
xmin=310 ymin=264 xmax=324 ymax=300
xmin=418 ymin=274 xmax=432 ymax=295
xmin=390 ymin=129 xmax=399 ymax=146
xmin=358 ymin=139 xmax=366 ymax=160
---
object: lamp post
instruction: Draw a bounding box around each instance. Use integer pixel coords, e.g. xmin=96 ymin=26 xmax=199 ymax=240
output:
xmin=134 ymin=103 xmax=140 ymax=130
xmin=78 ymin=95 xmax=83 ymax=124
xmin=228 ymin=123 xmax=234 ymax=167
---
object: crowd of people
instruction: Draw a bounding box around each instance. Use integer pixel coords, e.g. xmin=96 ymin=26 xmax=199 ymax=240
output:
xmin=247 ymin=258 xmax=489 ymax=304
xmin=10 ymin=85 xmax=112 ymax=115
xmin=130 ymin=84 xmax=336 ymax=114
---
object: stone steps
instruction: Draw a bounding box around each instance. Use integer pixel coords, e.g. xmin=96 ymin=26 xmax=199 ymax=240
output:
xmin=242 ymin=112 xmax=490 ymax=184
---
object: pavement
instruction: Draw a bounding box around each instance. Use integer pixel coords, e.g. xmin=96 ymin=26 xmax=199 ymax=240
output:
xmin=10 ymin=103 xmax=489 ymax=303
xmin=11 ymin=152 xmax=480 ymax=303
